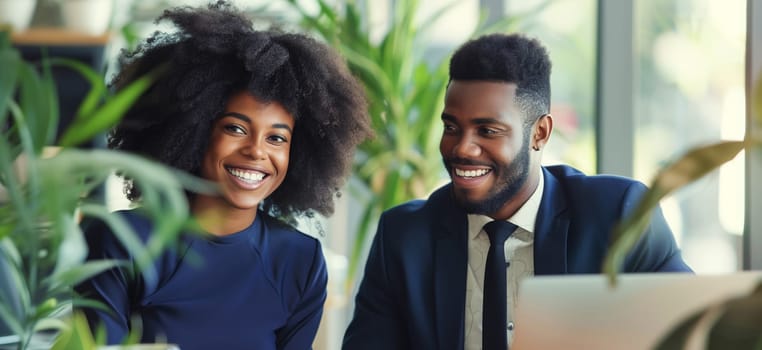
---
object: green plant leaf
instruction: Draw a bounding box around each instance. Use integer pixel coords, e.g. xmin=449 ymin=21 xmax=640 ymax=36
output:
xmin=0 ymin=43 xmax=21 ymax=122
xmin=604 ymin=140 xmax=746 ymax=284
xmin=0 ymin=238 xmax=23 ymax=279
xmin=0 ymin=123 xmax=22 ymax=187
xmin=51 ymin=312 xmax=97 ymax=350
xmin=71 ymin=296 xmax=110 ymax=312
xmin=17 ymin=59 xmax=58 ymax=154
xmin=14 ymin=63 xmax=42 ymax=147
xmin=45 ymin=260 xmax=125 ymax=293
xmin=50 ymin=213 xmax=88 ymax=279
xmin=654 ymin=281 xmax=762 ymax=349
xmin=707 ymin=287 xmax=762 ymax=350
xmin=7 ymin=100 xmax=43 ymax=210
xmin=654 ymin=306 xmax=712 ymax=350
xmin=49 ymin=57 xmax=107 ymax=123
xmin=36 ymin=148 xmax=214 ymax=287
xmin=0 ymin=238 xmax=29 ymax=336
xmin=58 ymin=70 xmax=156 ymax=147
xmin=32 ymin=297 xmax=60 ymax=322
xmin=34 ymin=316 xmax=69 ymax=332
xmin=79 ymin=203 xmax=158 ymax=284
xmin=40 ymin=57 xmax=60 ymax=149
xmin=0 ymin=300 xmax=24 ymax=339
xmin=1 ymin=41 xmax=196 ymax=347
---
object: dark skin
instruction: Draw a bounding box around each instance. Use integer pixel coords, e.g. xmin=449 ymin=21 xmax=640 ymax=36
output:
xmin=192 ymin=90 xmax=294 ymax=235
xmin=440 ymin=81 xmax=553 ymax=220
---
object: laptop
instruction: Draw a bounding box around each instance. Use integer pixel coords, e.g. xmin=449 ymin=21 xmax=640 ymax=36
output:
xmin=512 ymin=271 xmax=762 ymax=350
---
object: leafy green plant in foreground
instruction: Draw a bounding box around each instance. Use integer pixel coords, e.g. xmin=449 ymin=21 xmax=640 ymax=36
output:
xmin=603 ymin=75 xmax=762 ymax=348
xmin=0 ymin=31 xmax=212 ymax=349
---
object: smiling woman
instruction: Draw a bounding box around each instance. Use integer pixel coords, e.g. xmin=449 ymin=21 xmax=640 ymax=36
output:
xmin=73 ymin=1 xmax=372 ymax=349
xmin=195 ymin=91 xmax=295 ymax=233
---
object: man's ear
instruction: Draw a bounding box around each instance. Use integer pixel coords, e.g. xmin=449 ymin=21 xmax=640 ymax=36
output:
xmin=532 ymin=114 xmax=553 ymax=151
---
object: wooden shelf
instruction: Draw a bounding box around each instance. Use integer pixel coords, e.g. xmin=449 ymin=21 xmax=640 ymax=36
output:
xmin=11 ymin=27 xmax=111 ymax=46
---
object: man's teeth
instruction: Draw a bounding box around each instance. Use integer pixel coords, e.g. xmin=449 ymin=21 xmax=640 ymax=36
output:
xmin=455 ymin=168 xmax=489 ymax=178
xmin=228 ymin=168 xmax=265 ymax=182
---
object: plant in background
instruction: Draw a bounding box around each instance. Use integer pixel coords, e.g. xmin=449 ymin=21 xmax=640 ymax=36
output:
xmin=282 ymin=0 xmax=550 ymax=289
xmin=602 ymin=76 xmax=762 ymax=348
xmin=0 ymin=32 xmax=211 ymax=349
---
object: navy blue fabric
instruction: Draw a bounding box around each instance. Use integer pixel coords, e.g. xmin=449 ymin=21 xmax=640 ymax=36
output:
xmin=76 ymin=210 xmax=327 ymax=350
xmin=342 ymin=165 xmax=693 ymax=350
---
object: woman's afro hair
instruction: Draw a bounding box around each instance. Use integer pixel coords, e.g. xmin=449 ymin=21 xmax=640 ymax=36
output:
xmin=109 ymin=0 xmax=373 ymax=218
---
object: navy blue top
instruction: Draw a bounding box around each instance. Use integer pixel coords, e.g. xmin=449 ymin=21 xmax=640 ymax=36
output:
xmin=76 ymin=210 xmax=327 ymax=350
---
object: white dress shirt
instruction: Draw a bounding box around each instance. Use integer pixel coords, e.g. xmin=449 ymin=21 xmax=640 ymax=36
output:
xmin=464 ymin=174 xmax=544 ymax=350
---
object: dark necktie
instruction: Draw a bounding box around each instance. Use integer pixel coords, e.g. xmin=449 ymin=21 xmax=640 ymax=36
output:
xmin=482 ymin=220 xmax=517 ymax=350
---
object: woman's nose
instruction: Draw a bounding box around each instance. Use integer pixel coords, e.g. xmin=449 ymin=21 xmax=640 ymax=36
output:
xmin=242 ymin=138 xmax=267 ymax=160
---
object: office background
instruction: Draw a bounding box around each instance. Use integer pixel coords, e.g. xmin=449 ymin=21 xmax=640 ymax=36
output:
xmin=13 ymin=0 xmax=762 ymax=348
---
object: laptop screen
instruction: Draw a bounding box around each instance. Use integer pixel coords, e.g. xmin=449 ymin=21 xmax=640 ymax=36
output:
xmin=512 ymin=271 xmax=762 ymax=350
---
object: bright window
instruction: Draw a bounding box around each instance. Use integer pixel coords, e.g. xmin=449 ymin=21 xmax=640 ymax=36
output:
xmin=634 ymin=0 xmax=747 ymax=272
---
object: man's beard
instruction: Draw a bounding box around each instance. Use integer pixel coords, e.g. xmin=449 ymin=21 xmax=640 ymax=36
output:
xmin=446 ymin=137 xmax=531 ymax=216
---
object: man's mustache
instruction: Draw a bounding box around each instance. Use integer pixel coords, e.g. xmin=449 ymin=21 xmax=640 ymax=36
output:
xmin=443 ymin=157 xmax=494 ymax=168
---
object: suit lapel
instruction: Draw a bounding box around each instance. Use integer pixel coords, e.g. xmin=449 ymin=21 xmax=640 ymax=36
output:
xmin=534 ymin=167 xmax=570 ymax=275
xmin=431 ymin=186 xmax=468 ymax=350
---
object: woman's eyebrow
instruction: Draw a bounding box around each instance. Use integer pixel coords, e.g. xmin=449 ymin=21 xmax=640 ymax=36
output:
xmin=272 ymin=123 xmax=293 ymax=133
xmin=220 ymin=112 xmax=251 ymax=122
xmin=220 ymin=112 xmax=293 ymax=133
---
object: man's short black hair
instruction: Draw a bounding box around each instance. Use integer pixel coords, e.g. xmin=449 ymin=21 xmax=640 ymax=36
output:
xmin=449 ymin=33 xmax=551 ymax=127
xmin=109 ymin=1 xmax=372 ymax=219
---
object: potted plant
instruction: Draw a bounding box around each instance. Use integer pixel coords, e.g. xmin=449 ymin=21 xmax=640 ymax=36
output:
xmin=602 ymin=76 xmax=762 ymax=348
xmin=0 ymin=30 xmax=208 ymax=349
xmin=280 ymin=0 xmax=552 ymax=290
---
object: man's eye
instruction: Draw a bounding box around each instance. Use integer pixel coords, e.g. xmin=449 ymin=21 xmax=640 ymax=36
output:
xmin=479 ymin=127 xmax=499 ymax=135
xmin=443 ymin=124 xmax=456 ymax=133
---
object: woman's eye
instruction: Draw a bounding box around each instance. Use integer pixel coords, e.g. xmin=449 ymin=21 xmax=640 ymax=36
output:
xmin=268 ymin=134 xmax=288 ymax=143
xmin=224 ymin=124 xmax=246 ymax=134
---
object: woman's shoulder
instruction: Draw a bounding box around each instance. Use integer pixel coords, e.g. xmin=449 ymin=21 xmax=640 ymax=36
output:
xmin=258 ymin=214 xmax=324 ymax=261
xmin=256 ymin=214 xmax=327 ymax=291
xmin=261 ymin=214 xmax=318 ymax=239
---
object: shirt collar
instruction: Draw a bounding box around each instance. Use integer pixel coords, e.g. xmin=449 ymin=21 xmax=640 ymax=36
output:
xmin=467 ymin=171 xmax=545 ymax=240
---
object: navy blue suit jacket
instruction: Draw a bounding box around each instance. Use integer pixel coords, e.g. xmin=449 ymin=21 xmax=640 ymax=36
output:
xmin=343 ymin=165 xmax=692 ymax=350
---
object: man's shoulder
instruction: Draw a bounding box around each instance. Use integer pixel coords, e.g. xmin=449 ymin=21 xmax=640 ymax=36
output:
xmin=371 ymin=185 xmax=458 ymax=248
xmin=545 ymin=164 xmax=646 ymax=191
